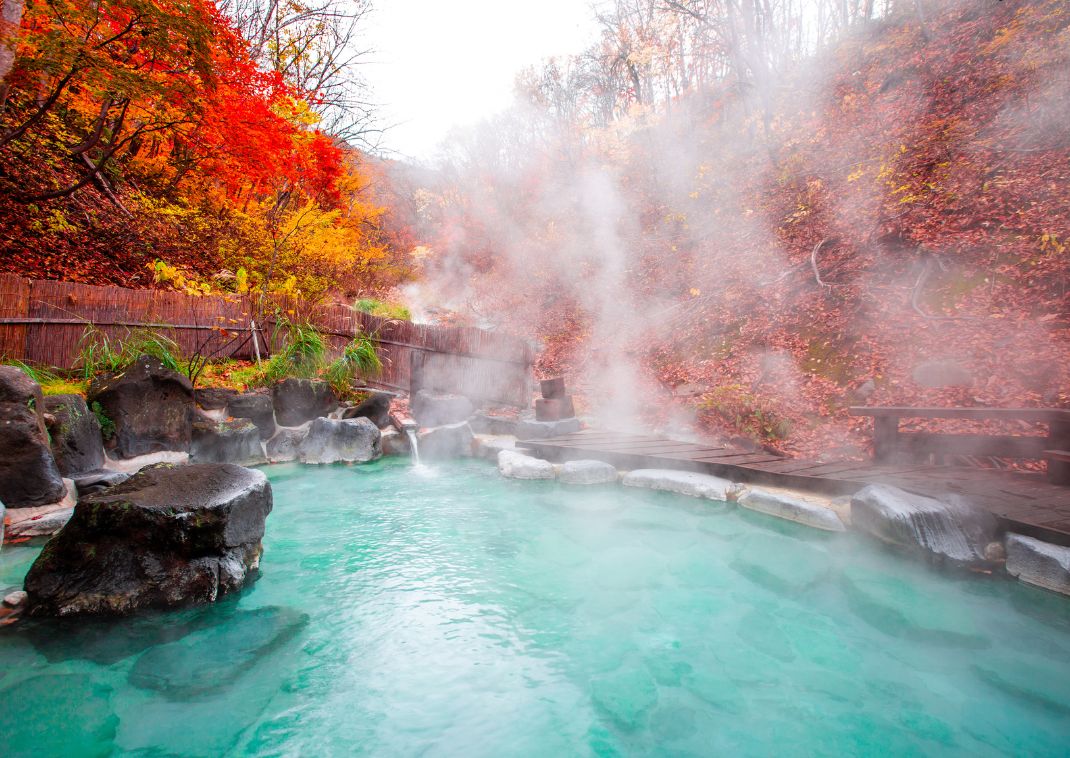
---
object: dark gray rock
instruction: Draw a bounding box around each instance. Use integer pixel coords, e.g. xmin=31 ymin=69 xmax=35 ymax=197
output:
xmin=266 ymin=426 xmax=308 ymax=463
xmin=340 ymin=390 xmax=393 ymax=428
xmin=381 ymin=428 xmax=409 ymax=456
xmin=273 ymin=378 xmax=337 ymax=426
xmin=227 ymin=391 xmax=276 ymax=440
xmin=298 ymin=417 xmax=381 ymax=463
xmin=44 ymin=394 xmax=105 ymax=476
xmin=516 ymin=417 xmax=582 ymax=440
xmin=912 ymin=360 xmax=973 ymax=389
xmin=191 ymin=419 xmax=265 ymax=465
xmin=87 ymin=356 xmax=194 ymax=459
xmin=194 ymin=386 xmax=238 ymax=411
xmin=418 ymin=421 xmax=475 ymax=459
xmin=469 ymin=411 xmax=520 ymax=436
xmin=71 ymin=470 xmax=129 ymax=497
xmin=0 ymin=365 xmax=67 ymax=507
xmin=24 ymin=463 xmax=273 ymax=616
xmin=412 ymin=389 xmax=474 ymax=427
xmin=851 ymin=484 xmax=997 ymax=568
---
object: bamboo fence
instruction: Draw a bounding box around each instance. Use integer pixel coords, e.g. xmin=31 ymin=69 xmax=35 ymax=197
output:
xmin=0 ymin=273 xmax=534 ymax=406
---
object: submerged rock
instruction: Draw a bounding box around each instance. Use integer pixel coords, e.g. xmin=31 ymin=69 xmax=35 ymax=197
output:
xmin=87 ymin=355 xmax=195 ymax=459
xmin=850 ymin=484 xmax=997 ymax=568
xmin=227 ymin=391 xmax=276 ymax=440
xmin=43 ymin=394 xmax=105 ymax=476
xmin=621 ymin=469 xmax=737 ymax=501
xmin=191 ymin=418 xmax=266 ymax=465
xmin=272 ymin=378 xmax=337 ymax=427
xmin=297 ymin=416 xmax=381 ymax=463
xmin=412 ymin=389 xmax=474 ymax=427
xmin=0 ymin=365 xmax=67 ymax=508
xmin=418 ymin=421 xmax=474 ymax=459
xmin=341 ymin=391 xmax=393 ymax=428
xmin=129 ymin=605 xmax=308 ymax=698
xmin=24 ymin=463 xmax=272 ymax=616
xmin=1005 ymin=534 xmax=1070 ymax=596
xmin=498 ymin=449 xmax=555 ymax=480
xmin=738 ymin=487 xmax=845 ymax=532
xmin=0 ymin=673 xmax=118 ymax=756
xmin=558 ymin=459 xmax=618 ymax=485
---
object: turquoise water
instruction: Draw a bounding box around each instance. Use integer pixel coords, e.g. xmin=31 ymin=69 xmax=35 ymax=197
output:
xmin=1 ymin=458 xmax=1069 ymax=757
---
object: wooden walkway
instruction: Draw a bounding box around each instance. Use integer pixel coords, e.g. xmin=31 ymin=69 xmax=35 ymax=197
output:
xmin=523 ymin=430 xmax=1070 ymax=547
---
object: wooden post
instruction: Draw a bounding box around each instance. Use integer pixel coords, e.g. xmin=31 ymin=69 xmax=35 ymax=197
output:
xmin=1046 ymin=417 xmax=1070 ymax=484
xmin=873 ymin=415 xmax=899 ymax=463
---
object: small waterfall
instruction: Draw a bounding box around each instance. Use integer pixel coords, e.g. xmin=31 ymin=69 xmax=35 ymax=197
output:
xmin=406 ymin=429 xmax=421 ymax=465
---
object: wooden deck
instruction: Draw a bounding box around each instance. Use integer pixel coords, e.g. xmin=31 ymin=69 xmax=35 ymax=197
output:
xmin=523 ymin=430 xmax=1070 ymax=547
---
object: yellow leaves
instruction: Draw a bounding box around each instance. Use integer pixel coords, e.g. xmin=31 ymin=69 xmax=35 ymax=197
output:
xmin=689 ymin=288 xmax=701 ymax=297
xmin=847 ymin=165 xmax=866 ymax=182
xmin=1040 ymin=233 xmax=1067 ymax=255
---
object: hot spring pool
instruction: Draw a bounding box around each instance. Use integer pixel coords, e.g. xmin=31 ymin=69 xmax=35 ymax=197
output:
xmin=1 ymin=458 xmax=1069 ymax=756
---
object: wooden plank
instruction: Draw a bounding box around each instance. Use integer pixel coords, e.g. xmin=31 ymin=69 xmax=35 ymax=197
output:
xmin=688 ymin=453 xmax=786 ymax=466
xmin=895 ymin=432 xmax=1048 ymax=460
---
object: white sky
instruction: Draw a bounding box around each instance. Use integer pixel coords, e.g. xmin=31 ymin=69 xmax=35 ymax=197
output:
xmin=361 ymin=0 xmax=600 ymax=161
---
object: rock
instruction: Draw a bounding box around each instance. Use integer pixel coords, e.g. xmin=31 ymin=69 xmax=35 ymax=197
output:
xmin=469 ymin=411 xmax=520 ymax=436
xmin=738 ymin=487 xmax=846 ymax=532
xmin=87 ymin=355 xmax=195 ymax=459
xmin=297 ymin=417 xmax=381 ymax=464
xmin=266 ymin=426 xmax=309 ymax=463
xmin=559 ymin=459 xmax=617 ymax=485
xmin=850 ymin=484 xmax=998 ymax=568
xmin=24 ymin=463 xmax=273 ymax=616
xmin=0 ymin=366 xmax=67 ymax=507
xmin=4 ymin=589 xmax=27 ymax=607
xmin=101 ymin=450 xmax=188 ymax=473
xmin=194 ymin=387 xmax=237 ymax=411
xmin=340 ymin=391 xmax=393 ymax=428
xmin=411 ymin=389 xmax=475 ymax=427
xmin=418 ymin=421 xmax=475 ymax=459
xmin=191 ymin=418 xmax=265 ymax=465
xmin=621 ymin=469 xmax=738 ymax=501
xmin=535 ymin=396 xmax=576 ymax=421
xmin=911 ymin=360 xmax=972 ymax=389
xmin=70 ymin=470 xmax=130 ymax=497
xmin=516 ymin=417 xmax=581 ymax=440
xmin=227 ymin=391 xmax=276 ymax=440
xmin=498 ymin=449 xmax=555 ymax=480
xmin=7 ymin=506 xmax=74 ymax=539
xmin=128 ymin=605 xmax=308 ymax=698
xmin=381 ymin=428 xmax=409 ymax=456
xmin=43 ymin=394 xmax=105 ymax=476
xmin=474 ymin=434 xmax=517 ymax=461
xmin=272 ymin=378 xmax=337 ymax=427
xmin=732 ymin=533 xmax=831 ymax=593
xmin=1005 ymin=534 xmax=1070 ymax=596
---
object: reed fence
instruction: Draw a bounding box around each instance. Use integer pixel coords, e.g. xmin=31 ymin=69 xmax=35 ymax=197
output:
xmin=0 ymin=273 xmax=535 ymax=406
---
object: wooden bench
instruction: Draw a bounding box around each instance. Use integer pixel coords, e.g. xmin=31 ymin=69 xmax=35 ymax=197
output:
xmin=849 ymin=406 xmax=1070 ymax=483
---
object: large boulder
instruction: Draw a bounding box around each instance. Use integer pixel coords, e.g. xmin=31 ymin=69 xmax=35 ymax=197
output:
xmin=43 ymin=394 xmax=105 ymax=476
xmin=498 ymin=449 xmax=555 ymax=480
xmin=411 ymin=389 xmax=474 ymax=427
xmin=1005 ymin=534 xmax=1070 ymax=596
xmin=194 ymin=387 xmax=238 ymax=412
xmin=266 ymin=426 xmax=308 ymax=463
xmin=621 ymin=469 xmax=737 ymax=501
xmin=850 ymin=484 xmax=997 ymax=568
xmin=227 ymin=391 xmax=276 ymax=440
xmin=417 ymin=421 xmax=475 ymax=459
xmin=297 ymin=417 xmax=381 ymax=464
xmin=87 ymin=356 xmax=194 ymax=459
xmin=341 ymin=391 xmax=393 ymax=428
xmin=559 ymin=459 xmax=618 ymax=485
xmin=0 ymin=366 xmax=67 ymax=507
xmin=469 ymin=412 xmax=521 ymax=436
xmin=24 ymin=463 xmax=273 ymax=616
xmin=191 ymin=419 xmax=266 ymax=466
xmin=272 ymin=379 xmax=337 ymax=427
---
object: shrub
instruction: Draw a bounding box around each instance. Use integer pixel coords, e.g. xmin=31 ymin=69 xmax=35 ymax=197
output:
xmin=325 ymin=333 xmax=382 ymax=396
xmin=697 ymin=384 xmax=791 ymax=443
xmin=354 ymin=298 xmax=411 ymax=321
xmin=75 ymin=326 xmax=182 ymax=378
xmin=262 ymin=319 xmax=329 ymax=384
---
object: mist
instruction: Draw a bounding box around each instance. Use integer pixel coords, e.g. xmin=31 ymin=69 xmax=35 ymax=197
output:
xmin=390 ymin=0 xmax=1070 ymax=456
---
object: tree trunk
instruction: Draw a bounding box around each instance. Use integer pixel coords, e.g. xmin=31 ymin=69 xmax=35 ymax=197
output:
xmin=0 ymin=0 xmax=25 ymax=109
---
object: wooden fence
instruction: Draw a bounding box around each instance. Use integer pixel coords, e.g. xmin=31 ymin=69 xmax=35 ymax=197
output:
xmin=0 ymin=273 xmax=535 ymax=406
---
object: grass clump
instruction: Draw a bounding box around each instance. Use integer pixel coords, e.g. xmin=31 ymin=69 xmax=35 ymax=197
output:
xmin=325 ymin=334 xmax=382 ymax=396
xmin=262 ymin=319 xmax=329 ymax=384
xmin=354 ymin=298 xmax=411 ymax=321
xmin=75 ymin=326 xmax=182 ymax=378
xmin=91 ymin=401 xmax=116 ymax=440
